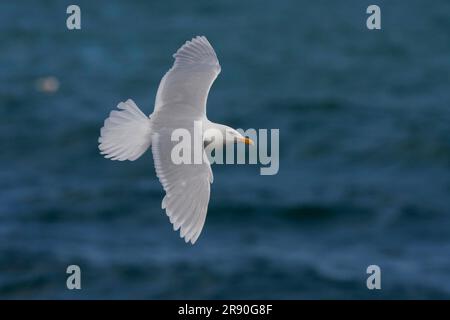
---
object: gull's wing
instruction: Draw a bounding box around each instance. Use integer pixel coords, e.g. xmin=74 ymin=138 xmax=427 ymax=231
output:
xmin=151 ymin=124 xmax=213 ymax=244
xmin=153 ymin=36 xmax=221 ymax=117
xmin=149 ymin=36 xmax=219 ymax=244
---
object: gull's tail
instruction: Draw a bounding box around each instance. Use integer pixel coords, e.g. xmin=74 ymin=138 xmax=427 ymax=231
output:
xmin=98 ymin=99 xmax=152 ymax=161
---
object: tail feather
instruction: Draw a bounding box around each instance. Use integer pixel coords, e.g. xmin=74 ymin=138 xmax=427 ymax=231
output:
xmin=99 ymin=99 xmax=152 ymax=161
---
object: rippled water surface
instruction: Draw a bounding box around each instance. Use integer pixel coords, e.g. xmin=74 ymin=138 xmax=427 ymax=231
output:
xmin=1 ymin=0 xmax=450 ymax=299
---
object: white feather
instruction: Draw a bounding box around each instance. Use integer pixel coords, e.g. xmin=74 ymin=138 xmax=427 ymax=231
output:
xmin=98 ymin=99 xmax=152 ymax=161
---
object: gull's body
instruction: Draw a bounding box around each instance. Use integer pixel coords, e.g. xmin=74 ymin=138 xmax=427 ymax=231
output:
xmin=98 ymin=36 xmax=251 ymax=244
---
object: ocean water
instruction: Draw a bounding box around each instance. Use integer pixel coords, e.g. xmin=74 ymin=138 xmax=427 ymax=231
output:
xmin=1 ymin=0 xmax=450 ymax=299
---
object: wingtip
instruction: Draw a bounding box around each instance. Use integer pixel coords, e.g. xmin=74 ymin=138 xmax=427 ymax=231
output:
xmin=172 ymin=35 xmax=219 ymax=69
xmin=180 ymin=230 xmax=197 ymax=245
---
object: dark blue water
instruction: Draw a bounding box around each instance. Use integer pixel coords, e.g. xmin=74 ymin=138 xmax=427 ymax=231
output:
xmin=1 ymin=0 xmax=450 ymax=299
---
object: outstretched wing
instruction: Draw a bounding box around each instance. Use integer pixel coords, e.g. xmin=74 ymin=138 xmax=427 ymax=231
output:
xmin=149 ymin=36 xmax=220 ymax=244
xmin=151 ymin=126 xmax=213 ymax=244
xmin=154 ymin=36 xmax=221 ymax=117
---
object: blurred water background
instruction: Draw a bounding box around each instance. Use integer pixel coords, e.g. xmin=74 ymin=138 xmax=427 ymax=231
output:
xmin=0 ymin=0 xmax=449 ymax=299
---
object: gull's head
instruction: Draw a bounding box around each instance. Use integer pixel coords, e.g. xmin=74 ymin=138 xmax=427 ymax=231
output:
xmin=204 ymin=123 xmax=254 ymax=147
xmin=224 ymin=127 xmax=254 ymax=145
